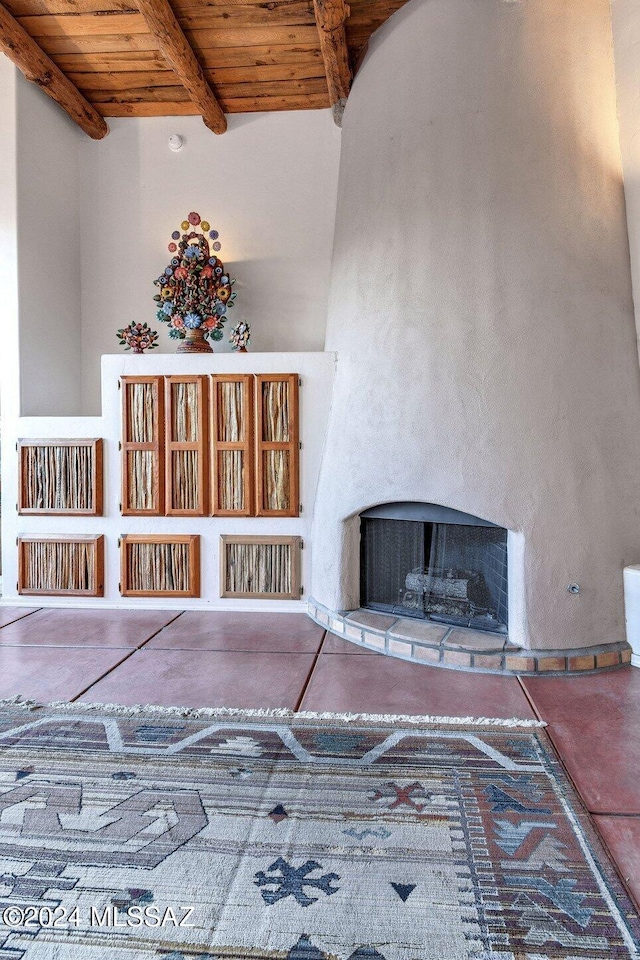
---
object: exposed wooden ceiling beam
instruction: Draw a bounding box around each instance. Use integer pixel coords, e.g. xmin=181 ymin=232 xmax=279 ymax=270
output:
xmin=135 ymin=0 xmax=226 ymax=134
xmin=313 ymin=0 xmax=352 ymax=126
xmin=0 ymin=1 xmax=108 ymax=139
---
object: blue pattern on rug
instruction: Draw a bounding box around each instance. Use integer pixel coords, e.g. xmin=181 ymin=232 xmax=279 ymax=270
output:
xmin=390 ymin=882 xmax=416 ymax=902
xmin=254 ymin=859 xmax=341 ymax=906
xmin=484 ymin=783 xmax=551 ymax=814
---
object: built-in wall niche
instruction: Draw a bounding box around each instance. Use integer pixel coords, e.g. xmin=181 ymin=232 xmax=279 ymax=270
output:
xmin=220 ymin=535 xmax=302 ymax=599
xmin=120 ymin=534 xmax=200 ymax=598
xmin=18 ymin=439 xmax=103 ymax=515
xmin=17 ymin=535 xmax=104 ymax=597
xmin=120 ymin=374 xmax=299 ymax=517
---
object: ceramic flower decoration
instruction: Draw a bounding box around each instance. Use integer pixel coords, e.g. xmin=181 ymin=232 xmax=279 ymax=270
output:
xmin=117 ymin=322 xmax=159 ymax=353
xmin=229 ymin=321 xmax=251 ymax=351
xmin=153 ymin=212 xmax=237 ymax=353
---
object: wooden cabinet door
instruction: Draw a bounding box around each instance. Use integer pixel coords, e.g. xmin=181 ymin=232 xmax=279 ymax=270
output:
xmin=254 ymin=374 xmax=299 ymax=517
xmin=220 ymin=535 xmax=301 ymax=599
xmin=165 ymin=375 xmax=209 ymax=516
xmin=120 ymin=534 xmax=200 ymax=598
xmin=19 ymin=439 xmax=103 ymax=516
xmin=18 ymin=535 xmax=104 ymax=597
xmin=121 ymin=376 xmax=164 ymax=516
xmin=210 ymin=374 xmax=254 ymax=516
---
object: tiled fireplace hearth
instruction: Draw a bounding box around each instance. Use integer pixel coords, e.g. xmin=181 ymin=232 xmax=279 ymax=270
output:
xmin=308 ymin=601 xmax=632 ymax=676
xmin=308 ymin=505 xmax=632 ymax=675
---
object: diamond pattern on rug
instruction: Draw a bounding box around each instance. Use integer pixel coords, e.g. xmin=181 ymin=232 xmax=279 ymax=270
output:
xmin=0 ymin=707 xmax=637 ymax=959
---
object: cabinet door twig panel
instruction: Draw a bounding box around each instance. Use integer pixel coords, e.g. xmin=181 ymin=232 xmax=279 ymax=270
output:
xmin=255 ymin=374 xmax=299 ymax=517
xmin=19 ymin=439 xmax=103 ymax=515
xmin=165 ymin=376 xmax=209 ymax=516
xmin=120 ymin=534 xmax=200 ymax=598
xmin=211 ymin=374 xmax=254 ymax=516
xmin=221 ymin=535 xmax=301 ymax=599
xmin=18 ymin=535 xmax=104 ymax=597
xmin=121 ymin=377 xmax=165 ymax=516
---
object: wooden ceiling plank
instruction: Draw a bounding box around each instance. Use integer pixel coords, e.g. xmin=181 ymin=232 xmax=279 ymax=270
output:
xmin=198 ymin=42 xmax=323 ymax=66
xmin=185 ymin=24 xmax=321 ymax=48
xmin=101 ymin=100 xmax=198 ymax=115
xmin=88 ymin=75 xmax=328 ymax=100
xmin=72 ymin=69 xmax=177 ymax=88
xmin=91 ymin=84 xmax=190 ymax=101
xmin=5 ymin=0 xmax=133 ymax=14
xmin=36 ymin=24 xmax=321 ymax=55
xmin=6 ymin=0 xmax=310 ymax=13
xmin=55 ymin=44 xmax=323 ymax=71
xmin=312 ymin=0 xmax=351 ymax=124
xmin=17 ymin=12 xmax=150 ymax=36
xmin=135 ymin=0 xmax=227 ymax=132
xmin=0 ymin=1 xmax=108 ymax=137
xmin=175 ymin=1 xmax=314 ymax=28
xmin=56 ymin=51 xmax=169 ymax=70
xmin=38 ymin=33 xmax=168 ymax=53
xmin=101 ymin=90 xmax=330 ymax=115
xmin=222 ymin=75 xmax=329 ymax=96
xmin=69 ymin=61 xmax=326 ymax=87
xmin=223 ymin=91 xmax=330 ymax=110
xmin=16 ymin=0 xmax=316 ymax=36
xmin=207 ymin=61 xmax=325 ymax=82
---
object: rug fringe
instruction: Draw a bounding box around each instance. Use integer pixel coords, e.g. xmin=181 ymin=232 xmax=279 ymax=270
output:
xmin=294 ymin=710 xmax=546 ymax=727
xmin=0 ymin=696 xmax=545 ymax=727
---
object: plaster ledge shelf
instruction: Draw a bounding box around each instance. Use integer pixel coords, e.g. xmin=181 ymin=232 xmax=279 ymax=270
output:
xmin=307 ymin=599 xmax=632 ymax=675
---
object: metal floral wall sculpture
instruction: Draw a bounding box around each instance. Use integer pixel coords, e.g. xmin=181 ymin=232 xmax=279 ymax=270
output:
xmin=154 ymin=212 xmax=237 ymax=354
xmin=116 ymin=322 xmax=159 ymax=353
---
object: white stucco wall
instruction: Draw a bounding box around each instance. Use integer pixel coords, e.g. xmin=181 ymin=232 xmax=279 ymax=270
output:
xmin=612 ymin=0 xmax=640 ymax=356
xmin=0 ymin=59 xmax=20 ymax=577
xmin=311 ymin=0 xmax=640 ymax=651
xmin=16 ymin=74 xmax=83 ymax=418
xmin=78 ymin=112 xmax=341 ymax=414
xmin=0 ymin=59 xmax=341 ymax=418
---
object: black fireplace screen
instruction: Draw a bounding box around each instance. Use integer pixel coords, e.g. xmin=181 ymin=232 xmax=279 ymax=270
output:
xmin=360 ymin=515 xmax=508 ymax=633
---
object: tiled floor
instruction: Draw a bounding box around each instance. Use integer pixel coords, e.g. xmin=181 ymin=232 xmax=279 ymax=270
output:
xmin=0 ymin=606 xmax=638 ymax=909
xmin=76 ymin=649 xmax=318 ymax=709
xmin=299 ymin=651 xmax=537 ymax=719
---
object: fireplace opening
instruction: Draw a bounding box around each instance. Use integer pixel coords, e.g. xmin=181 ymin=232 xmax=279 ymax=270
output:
xmin=360 ymin=503 xmax=508 ymax=634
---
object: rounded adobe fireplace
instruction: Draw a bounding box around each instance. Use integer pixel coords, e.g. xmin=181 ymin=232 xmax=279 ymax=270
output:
xmin=309 ymin=0 xmax=640 ymax=668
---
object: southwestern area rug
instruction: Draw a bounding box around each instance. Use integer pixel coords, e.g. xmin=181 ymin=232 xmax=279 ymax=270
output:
xmin=0 ymin=701 xmax=638 ymax=960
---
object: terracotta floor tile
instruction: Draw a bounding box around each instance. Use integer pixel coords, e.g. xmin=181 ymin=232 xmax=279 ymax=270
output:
xmin=146 ymin=611 xmax=325 ymax=653
xmin=0 ymin=606 xmax=40 ymax=627
xmin=0 ymin=645 xmax=130 ymax=702
xmin=321 ymin=633 xmax=379 ymax=654
xmin=594 ymin=815 xmax=640 ymax=909
xmin=523 ymin=669 xmax=640 ymax=814
xmin=77 ymin=649 xmax=317 ymax=709
xmin=300 ymin=653 xmax=536 ymax=719
xmin=0 ymin=608 xmax=180 ymax=648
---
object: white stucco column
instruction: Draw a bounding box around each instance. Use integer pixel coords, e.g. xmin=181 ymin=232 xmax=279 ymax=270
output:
xmin=311 ymin=0 xmax=640 ymax=651
xmin=0 ymin=58 xmax=20 ymax=591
